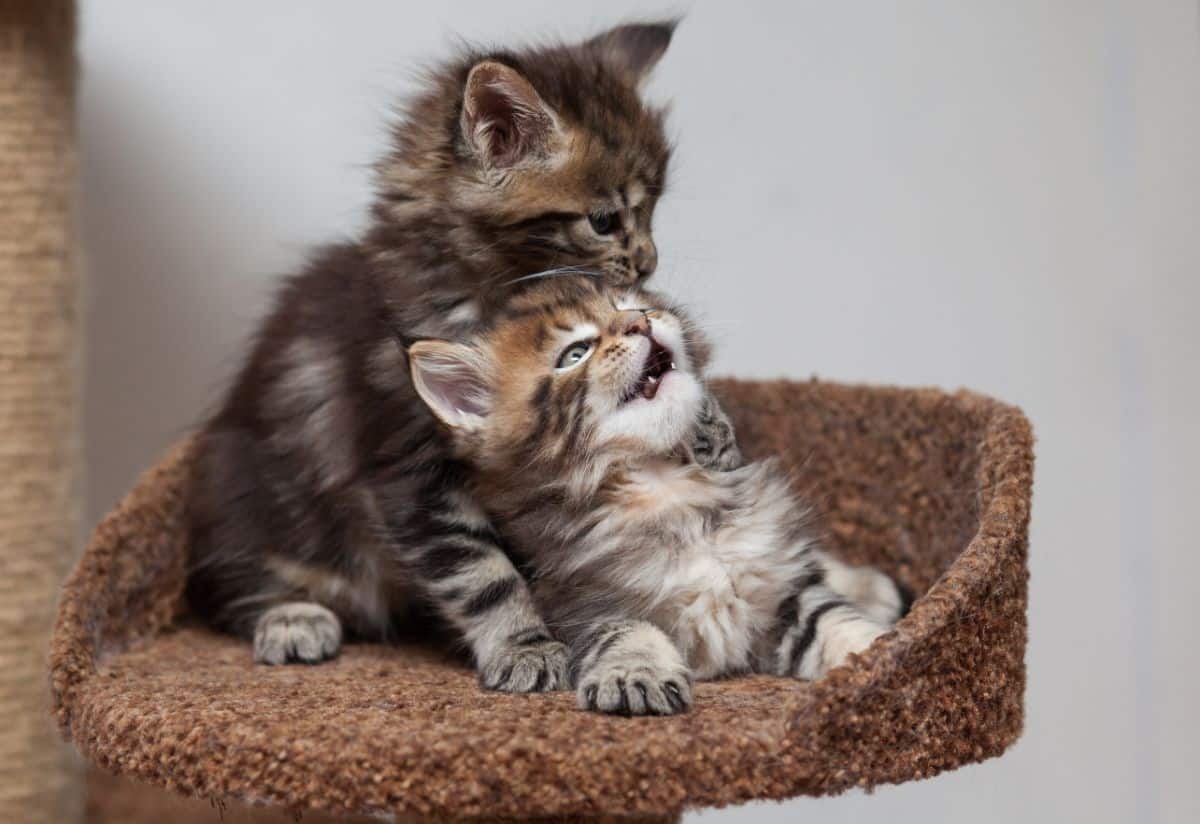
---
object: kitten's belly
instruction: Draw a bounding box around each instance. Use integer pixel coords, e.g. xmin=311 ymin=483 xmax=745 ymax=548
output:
xmin=649 ymin=553 xmax=798 ymax=680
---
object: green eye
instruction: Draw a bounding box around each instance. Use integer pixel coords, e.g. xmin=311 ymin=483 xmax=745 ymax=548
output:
xmin=556 ymin=340 xmax=594 ymax=369
xmin=588 ymin=212 xmax=618 ymax=235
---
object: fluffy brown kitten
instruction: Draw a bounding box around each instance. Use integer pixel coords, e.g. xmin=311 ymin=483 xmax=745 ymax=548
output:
xmin=186 ymin=22 xmax=741 ymax=691
xmin=409 ymin=277 xmax=909 ymax=715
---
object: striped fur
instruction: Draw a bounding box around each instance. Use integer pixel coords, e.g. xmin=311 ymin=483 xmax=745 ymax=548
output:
xmin=410 ymin=279 xmax=910 ymax=714
xmin=186 ymin=23 xmax=745 ymax=694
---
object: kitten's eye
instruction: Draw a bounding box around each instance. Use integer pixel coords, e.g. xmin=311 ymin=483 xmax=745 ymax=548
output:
xmin=588 ymin=212 xmax=618 ymax=235
xmin=556 ymin=340 xmax=595 ymax=369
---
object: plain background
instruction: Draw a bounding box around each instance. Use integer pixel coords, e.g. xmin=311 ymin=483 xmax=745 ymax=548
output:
xmin=78 ymin=2 xmax=1198 ymax=822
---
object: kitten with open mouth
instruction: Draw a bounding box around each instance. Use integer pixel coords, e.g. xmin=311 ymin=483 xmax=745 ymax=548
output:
xmin=409 ymin=276 xmax=910 ymax=715
xmin=185 ymin=23 xmax=749 ymax=693
xmin=623 ymin=335 xmax=676 ymax=403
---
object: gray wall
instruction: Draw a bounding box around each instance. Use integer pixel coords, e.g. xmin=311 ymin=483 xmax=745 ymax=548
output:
xmin=78 ymin=2 xmax=1199 ymax=822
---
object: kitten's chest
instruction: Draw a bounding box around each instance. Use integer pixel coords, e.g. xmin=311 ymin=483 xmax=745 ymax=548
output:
xmin=652 ymin=537 xmax=807 ymax=679
xmin=603 ymin=466 xmax=812 ymax=679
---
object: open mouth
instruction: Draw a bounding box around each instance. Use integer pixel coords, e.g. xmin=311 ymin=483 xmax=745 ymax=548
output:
xmin=622 ymin=337 xmax=676 ymax=403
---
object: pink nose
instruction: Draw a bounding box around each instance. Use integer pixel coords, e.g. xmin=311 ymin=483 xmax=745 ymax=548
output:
xmin=616 ymin=310 xmax=650 ymax=338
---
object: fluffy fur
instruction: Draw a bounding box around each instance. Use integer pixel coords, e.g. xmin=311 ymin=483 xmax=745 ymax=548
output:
xmin=409 ymin=278 xmax=910 ymax=714
xmin=185 ymin=22 xmax=741 ymax=691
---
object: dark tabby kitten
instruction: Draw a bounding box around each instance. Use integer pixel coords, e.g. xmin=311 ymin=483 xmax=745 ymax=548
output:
xmin=408 ymin=276 xmax=908 ymax=714
xmin=186 ymin=22 xmax=741 ymax=692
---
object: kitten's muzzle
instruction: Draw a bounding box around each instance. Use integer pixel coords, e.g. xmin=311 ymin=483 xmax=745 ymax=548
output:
xmin=620 ymin=332 xmax=676 ymax=404
xmin=633 ymin=239 xmax=658 ymax=280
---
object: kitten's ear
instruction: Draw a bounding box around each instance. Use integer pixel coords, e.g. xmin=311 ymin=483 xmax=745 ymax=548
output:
xmin=587 ymin=20 xmax=678 ymax=84
xmin=408 ymin=341 xmax=493 ymax=431
xmin=462 ymin=61 xmax=561 ymax=169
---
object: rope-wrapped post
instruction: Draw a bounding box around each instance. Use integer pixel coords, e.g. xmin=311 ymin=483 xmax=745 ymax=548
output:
xmin=0 ymin=1 xmax=81 ymax=821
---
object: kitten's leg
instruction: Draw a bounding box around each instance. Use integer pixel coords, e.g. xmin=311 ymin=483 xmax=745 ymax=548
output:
xmin=253 ymin=602 xmax=343 ymax=665
xmin=775 ymin=580 xmax=891 ymax=681
xmin=412 ymin=498 xmax=567 ymax=693
xmin=569 ymin=619 xmax=693 ymax=716
xmin=689 ymin=392 xmax=744 ymax=471
xmin=419 ymin=535 xmax=568 ymax=692
xmin=813 ymin=550 xmax=912 ymax=625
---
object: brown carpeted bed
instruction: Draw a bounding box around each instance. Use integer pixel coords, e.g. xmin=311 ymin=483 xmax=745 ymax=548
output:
xmin=50 ymin=378 xmax=1033 ymax=820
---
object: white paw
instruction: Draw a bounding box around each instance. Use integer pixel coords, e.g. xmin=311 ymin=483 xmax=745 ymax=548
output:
xmin=480 ymin=638 xmax=569 ymax=693
xmin=854 ymin=568 xmax=909 ymax=625
xmin=819 ymin=554 xmax=910 ymax=625
xmin=577 ymin=646 xmax=692 ymax=716
xmin=253 ymin=602 xmax=342 ymax=665
xmin=796 ymin=615 xmax=889 ymax=680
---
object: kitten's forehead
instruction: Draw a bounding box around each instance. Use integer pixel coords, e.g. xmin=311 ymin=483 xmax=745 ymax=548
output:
xmin=497 ymin=279 xmax=614 ymax=328
xmin=479 ymin=46 xmax=669 ymax=219
xmin=375 ymin=26 xmax=671 ymax=233
xmin=517 ymin=48 xmax=670 ymax=172
xmin=489 ymin=278 xmax=664 ymax=347
xmin=486 ymin=130 xmax=663 ymax=223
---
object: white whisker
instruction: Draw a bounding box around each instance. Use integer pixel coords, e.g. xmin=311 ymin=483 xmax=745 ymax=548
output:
xmin=505 ymin=266 xmax=603 ymax=285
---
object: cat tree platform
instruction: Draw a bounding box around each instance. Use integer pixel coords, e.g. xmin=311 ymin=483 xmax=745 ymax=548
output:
xmin=50 ymin=379 xmax=1033 ymax=820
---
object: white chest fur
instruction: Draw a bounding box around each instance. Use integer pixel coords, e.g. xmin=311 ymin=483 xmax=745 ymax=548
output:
xmin=592 ymin=460 xmax=814 ymax=679
xmin=654 ymin=525 xmax=812 ymax=677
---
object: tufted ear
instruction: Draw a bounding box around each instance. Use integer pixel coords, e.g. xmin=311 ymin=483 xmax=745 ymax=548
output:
xmin=408 ymin=340 xmax=493 ymax=431
xmin=587 ymin=20 xmax=678 ymax=84
xmin=461 ymin=61 xmax=560 ymax=169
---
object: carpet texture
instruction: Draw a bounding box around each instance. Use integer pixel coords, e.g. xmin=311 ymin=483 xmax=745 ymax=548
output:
xmin=51 ymin=379 xmax=1034 ymax=819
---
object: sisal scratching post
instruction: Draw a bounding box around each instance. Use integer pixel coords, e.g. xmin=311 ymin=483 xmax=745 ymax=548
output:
xmin=0 ymin=1 xmax=81 ymax=821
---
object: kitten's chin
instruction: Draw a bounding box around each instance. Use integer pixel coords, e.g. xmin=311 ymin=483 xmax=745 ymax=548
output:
xmin=595 ymin=371 xmax=703 ymax=455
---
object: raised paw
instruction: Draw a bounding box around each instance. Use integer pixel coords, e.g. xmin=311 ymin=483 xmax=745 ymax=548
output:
xmin=253 ymin=602 xmax=342 ymax=665
xmin=690 ymin=395 xmax=743 ymax=471
xmin=577 ymin=658 xmax=692 ymax=716
xmin=480 ymin=637 xmax=569 ymax=693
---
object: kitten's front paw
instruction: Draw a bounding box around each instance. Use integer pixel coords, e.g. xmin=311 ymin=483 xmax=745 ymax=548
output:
xmin=480 ymin=638 xmax=569 ymax=693
xmin=691 ymin=395 xmax=743 ymax=471
xmin=577 ymin=658 xmax=693 ymax=716
xmin=253 ymin=602 xmax=342 ymax=665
